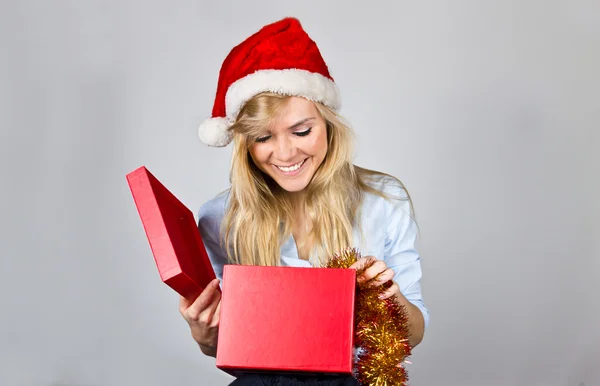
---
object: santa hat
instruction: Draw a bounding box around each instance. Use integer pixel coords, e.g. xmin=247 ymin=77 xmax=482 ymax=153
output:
xmin=198 ymin=17 xmax=341 ymax=147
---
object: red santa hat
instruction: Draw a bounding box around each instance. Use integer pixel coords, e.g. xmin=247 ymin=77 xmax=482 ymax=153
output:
xmin=198 ymin=17 xmax=341 ymax=147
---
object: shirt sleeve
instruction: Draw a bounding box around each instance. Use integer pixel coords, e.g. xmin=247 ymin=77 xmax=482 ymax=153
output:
xmin=197 ymin=194 xmax=230 ymax=282
xmin=383 ymin=182 xmax=430 ymax=329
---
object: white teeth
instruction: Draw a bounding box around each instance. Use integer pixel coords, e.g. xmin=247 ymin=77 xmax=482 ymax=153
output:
xmin=277 ymin=160 xmax=304 ymax=172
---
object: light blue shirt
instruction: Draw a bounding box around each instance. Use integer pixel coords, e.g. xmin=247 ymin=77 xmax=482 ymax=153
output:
xmin=197 ymin=175 xmax=430 ymax=328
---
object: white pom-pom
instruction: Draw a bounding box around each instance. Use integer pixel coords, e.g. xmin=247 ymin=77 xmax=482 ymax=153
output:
xmin=198 ymin=117 xmax=233 ymax=147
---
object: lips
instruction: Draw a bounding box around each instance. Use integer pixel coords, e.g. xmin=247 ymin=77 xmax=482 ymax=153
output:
xmin=275 ymin=159 xmax=306 ymax=172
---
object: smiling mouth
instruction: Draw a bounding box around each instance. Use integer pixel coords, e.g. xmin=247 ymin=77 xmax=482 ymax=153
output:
xmin=275 ymin=159 xmax=306 ymax=172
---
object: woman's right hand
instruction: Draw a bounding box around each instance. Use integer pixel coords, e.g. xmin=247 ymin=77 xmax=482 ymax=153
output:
xmin=179 ymin=278 xmax=222 ymax=357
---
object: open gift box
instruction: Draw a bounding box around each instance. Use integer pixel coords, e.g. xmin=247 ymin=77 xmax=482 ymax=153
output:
xmin=126 ymin=166 xmax=356 ymax=375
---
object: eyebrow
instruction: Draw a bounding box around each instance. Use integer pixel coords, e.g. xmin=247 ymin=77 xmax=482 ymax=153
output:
xmin=260 ymin=117 xmax=316 ymax=137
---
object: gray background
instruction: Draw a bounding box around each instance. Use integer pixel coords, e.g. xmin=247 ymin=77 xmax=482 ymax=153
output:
xmin=1 ymin=1 xmax=599 ymax=385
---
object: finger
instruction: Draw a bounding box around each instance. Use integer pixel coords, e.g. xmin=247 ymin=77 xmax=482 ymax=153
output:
xmin=179 ymin=295 xmax=192 ymax=315
xmin=379 ymin=281 xmax=400 ymax=300
xmin=189 ymin=287 xmax=220 ymax=322
xmin=210 ymin=300 xmax=221 ymax=328
xmin=198 ymin=289 xmax=221 ymax=325
xmin=186 ymin=290 xmax=217 ymax=324
xmin=370 ymin=267 xmax=394 ymax=286
xmin=350 ymin=255 xmax=377 ymax=271
xmin=359 ymin=260 xmax=387 ymax=282
xmin=186 ymin=279 xmax=221 ymax=318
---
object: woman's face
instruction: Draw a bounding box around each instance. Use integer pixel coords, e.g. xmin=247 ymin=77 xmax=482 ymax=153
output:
xmin=249 ymin=97 xmax=328 ymax=193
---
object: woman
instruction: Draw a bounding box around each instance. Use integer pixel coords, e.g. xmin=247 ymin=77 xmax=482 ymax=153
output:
xmin=179 ymin=17 xmax=429 ymax=385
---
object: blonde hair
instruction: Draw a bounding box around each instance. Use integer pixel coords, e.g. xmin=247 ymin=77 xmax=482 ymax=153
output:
xmin=220 ymin=92 xmax=413 ymax=266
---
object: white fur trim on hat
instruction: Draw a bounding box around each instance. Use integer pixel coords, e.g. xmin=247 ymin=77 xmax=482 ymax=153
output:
xmin=198 ymin=117 xmax=233 ymax=147
xmin=225 ymin=69 xmax=341 ymax=122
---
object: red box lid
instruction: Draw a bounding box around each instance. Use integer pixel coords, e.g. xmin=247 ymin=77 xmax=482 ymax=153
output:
xmin=126 ymin=166 xmax=217 ymax=301
xmin=217 ymin=265 xmax=355 ymax=375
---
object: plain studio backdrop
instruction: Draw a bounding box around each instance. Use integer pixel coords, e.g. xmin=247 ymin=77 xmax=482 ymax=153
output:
xmin=1 ymin=1 xmax=599 ymax=385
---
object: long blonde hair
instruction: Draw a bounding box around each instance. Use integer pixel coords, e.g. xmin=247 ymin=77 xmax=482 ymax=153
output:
xmin=220 ymin=92 xmax=413 ymax=266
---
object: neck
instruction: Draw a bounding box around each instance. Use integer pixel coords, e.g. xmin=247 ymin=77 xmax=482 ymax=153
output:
xmin=287 ymin=190 xmax=306 ymax=211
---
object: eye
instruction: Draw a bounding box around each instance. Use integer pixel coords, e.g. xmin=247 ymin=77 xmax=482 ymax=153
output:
xmin=294 ymin=127 xmax=312 ymax=137
xmin=255 ymin=135 xmax=271 ymax=143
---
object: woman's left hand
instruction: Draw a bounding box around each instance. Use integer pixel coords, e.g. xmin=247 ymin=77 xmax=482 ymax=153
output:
xmin=349 ymin=255 xmax=426 ymax=347
xmin=349 ymin=255 xmax=400 ymax=300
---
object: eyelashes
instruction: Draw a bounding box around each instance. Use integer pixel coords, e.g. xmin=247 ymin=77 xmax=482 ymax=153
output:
xmin=295 ymin=127 xmax=312 ymax=137
xmin=255 ymin=127 xmax=312 ymax=143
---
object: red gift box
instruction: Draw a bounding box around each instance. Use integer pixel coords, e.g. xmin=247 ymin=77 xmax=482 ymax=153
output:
xmin=217 ymin=265 xmax=356 ymax=376
xmin=126 ymin=166 xmax=217 ymax=301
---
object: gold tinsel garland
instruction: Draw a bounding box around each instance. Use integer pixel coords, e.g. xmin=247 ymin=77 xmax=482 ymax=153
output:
xmin=326 ymin=248 xmax=412 ymax=386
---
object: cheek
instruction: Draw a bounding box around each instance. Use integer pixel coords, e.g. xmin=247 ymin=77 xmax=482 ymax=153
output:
xmin=249 ymin=145 xmax=270 ymax=168
xmin=310 ymin=129 xmax=328 ymax=157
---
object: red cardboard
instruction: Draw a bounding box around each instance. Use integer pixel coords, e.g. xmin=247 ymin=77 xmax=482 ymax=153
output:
xmin=126 ymin=166 xmax=217 ymax=301
xmin=216 ymin=265 xmax=356 ymax=376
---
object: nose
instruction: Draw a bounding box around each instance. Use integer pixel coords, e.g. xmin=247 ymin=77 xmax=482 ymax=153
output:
xmin=274 ymin=135 xmax=296 ymax=162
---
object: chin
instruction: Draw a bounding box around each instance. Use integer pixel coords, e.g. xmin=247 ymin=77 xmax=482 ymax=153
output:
xmin=276 ymin=180 xmax=310 ymax=193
